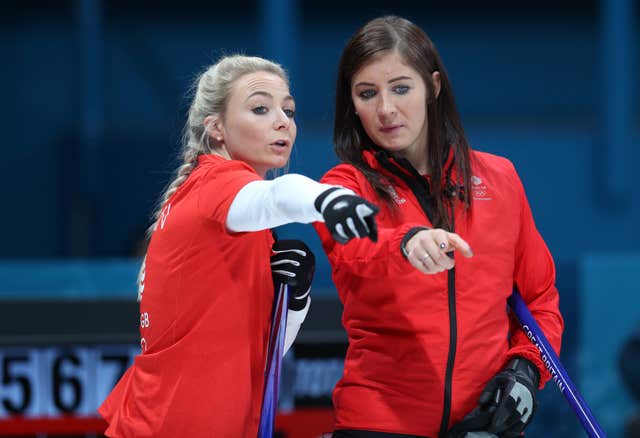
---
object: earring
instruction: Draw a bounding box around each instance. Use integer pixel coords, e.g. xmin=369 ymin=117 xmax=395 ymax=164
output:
xmin=355 ymin=111 xmax=358 ymax=115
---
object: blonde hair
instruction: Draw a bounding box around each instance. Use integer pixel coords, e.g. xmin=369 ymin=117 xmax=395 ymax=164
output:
xmin=137 ymin=55 xmax=288 ymax=300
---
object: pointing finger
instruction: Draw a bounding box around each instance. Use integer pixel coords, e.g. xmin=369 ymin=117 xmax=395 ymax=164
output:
xmin=444 ymin=232 xmax=473 ymax=257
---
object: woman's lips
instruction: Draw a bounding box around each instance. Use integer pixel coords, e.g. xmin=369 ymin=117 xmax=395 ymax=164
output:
xmin=380 ymin=125 xmax=402 ymax=133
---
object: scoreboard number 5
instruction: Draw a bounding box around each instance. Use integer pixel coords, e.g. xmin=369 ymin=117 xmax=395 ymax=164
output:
xmin=2 ymin=355 xmax=32 ymax=414
xmin=0 ymin=345 xmax=138 ymax=418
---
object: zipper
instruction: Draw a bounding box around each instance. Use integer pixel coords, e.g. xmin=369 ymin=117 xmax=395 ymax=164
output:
xmin=372 ymin=151 xmax=459 ymax=437
xmin=438 ymin=200 xmax=457 ymax=438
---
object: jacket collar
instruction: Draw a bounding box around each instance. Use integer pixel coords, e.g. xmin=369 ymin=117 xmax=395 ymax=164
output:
xmin=361 ymin=144 xmax=456 ymax=185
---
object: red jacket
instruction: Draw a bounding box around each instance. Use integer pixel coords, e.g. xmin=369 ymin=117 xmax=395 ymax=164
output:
xmin=99 ymin=155 xmax=273 ymax=437
xmin=314 ymin=149 xmax=563 ymax=437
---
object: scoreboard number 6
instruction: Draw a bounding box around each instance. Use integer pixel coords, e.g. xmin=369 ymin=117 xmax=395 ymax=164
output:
xmin=52 ymin=354 xmax=82 ymax=413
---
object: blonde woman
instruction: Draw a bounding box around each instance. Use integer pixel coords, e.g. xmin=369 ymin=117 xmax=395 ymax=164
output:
xmin=98 ymin=55 xmax=379 ymax=437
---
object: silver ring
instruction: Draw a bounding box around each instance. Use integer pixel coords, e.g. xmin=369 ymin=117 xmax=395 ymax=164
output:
xmin=420 ymin=253 xmax=431 ymax=263
xmin=439 ymin=242 xmax=446 ymax=249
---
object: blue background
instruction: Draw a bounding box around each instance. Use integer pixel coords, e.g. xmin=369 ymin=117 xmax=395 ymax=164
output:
xmin=1 ymin=0 xmax=639 ymax=436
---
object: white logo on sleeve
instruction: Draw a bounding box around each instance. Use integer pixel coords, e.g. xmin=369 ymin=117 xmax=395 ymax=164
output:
xmin=160 ymin=203 xmax=172 ymax=229
xmin=137 ymin=265 xmax=146 ymax=302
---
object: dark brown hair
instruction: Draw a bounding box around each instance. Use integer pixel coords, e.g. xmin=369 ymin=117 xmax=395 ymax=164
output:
xmin=334 ymin=15 xmax=472 ymax=230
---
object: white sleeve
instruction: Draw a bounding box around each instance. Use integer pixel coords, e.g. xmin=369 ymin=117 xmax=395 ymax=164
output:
xmin=283 ymin=296 xmax=310 ymax=356
xmin=226 ymin=174 xmax=337 ymax=232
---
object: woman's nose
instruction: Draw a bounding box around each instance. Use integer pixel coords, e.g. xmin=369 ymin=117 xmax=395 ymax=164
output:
xmin=377 ymin=93 xmax=396 ymax=117
xmin=274 ymin=110 xmax=290 ymax=130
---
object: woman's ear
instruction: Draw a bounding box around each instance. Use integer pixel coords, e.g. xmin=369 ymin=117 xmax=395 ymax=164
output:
xmin=432 ymin=71 xmax=442 ymax=99
xmin=204 ymin=115 xmax=224 ymax=144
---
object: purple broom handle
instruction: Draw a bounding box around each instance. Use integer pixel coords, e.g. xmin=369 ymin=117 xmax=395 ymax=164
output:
xmin=508 ymin=289 xmax=607 ymax=438
xmin=258 ymin=284 xmax=289 ymax=438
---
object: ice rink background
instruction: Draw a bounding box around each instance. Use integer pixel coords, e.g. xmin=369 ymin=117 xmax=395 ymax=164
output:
xmin=1 ymin=0 xmax=639 ymax=436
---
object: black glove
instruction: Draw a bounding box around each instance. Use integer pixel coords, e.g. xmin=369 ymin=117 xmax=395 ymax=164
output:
xmin=448 ymin=357 xmax=539 ymax=438
xmin=448 ymin=406 xmax=496 ymax=438
xmin=314 ymin=187 xmax=380 ymax=244
xmin=271 ymin=240 xmax=315 ymax=311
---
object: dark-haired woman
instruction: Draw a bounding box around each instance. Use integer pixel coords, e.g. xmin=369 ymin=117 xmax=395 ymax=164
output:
xmin=313 ymin=16 xmax=563 ymax=438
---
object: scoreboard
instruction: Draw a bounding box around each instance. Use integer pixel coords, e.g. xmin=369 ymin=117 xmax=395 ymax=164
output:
xmin=0 ymin=296 xmax=346 ymax=437
xmin=0 ymin=345 xmax=136 ymax=418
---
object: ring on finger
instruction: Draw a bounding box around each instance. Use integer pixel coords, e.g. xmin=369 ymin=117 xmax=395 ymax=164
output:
xmin=420 ymin=253 xmax=431 ymax=263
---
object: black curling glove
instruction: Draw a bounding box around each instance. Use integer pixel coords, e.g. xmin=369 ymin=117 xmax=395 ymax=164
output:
xmin=448 ymin=357 xmax=539 ymax=438
xmin=270 ymin=240 xmax=315 ymax=311
xmin=315 ymin=187 xmax=379 ymax=244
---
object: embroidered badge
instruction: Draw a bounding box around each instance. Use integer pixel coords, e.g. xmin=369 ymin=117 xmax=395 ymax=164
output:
xmin=471 ymin=175 xmax=492 ymax=201
xmin=387 ymin=185 xmax=406 ymax=205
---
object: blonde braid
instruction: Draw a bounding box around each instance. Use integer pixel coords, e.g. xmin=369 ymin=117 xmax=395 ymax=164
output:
xmin=150 ymin=149 xmax=200 ymax=232
xmin=137 ymin=147 xmax=199 ymax=301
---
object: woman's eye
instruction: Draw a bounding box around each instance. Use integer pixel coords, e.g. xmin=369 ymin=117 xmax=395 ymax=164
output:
xmin=358 ymin=89 xmax=376 ymax=100
xmin=252 ymin=106 xmax=268 ymax=115
xmin=393 ymin=85 xmax=410 ymax=95
xmin=283 ymin=108 xmax=295 ymax=118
